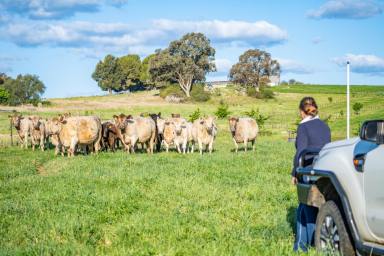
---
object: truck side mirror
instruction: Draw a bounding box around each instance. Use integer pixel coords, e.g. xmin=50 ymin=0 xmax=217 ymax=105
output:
xmin=360 ymin=120 xmax=384 ymax=144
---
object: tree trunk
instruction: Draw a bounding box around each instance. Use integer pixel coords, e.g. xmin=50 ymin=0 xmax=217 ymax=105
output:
xmin=177 ymin=73 xmax=193 ymax=97
xmin=108 ymin=88 xmax=112 ymax=95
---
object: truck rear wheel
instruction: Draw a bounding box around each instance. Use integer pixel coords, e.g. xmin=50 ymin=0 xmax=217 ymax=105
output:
xmin=315 ymin=200 xmax=355 ymax=255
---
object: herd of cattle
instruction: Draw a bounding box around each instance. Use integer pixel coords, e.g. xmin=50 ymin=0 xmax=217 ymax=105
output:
xmin=8 ymin=113 xmax=259 ymax=156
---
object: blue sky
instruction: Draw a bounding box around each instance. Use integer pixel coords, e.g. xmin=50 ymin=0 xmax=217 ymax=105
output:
xmin=0 ymin=0 xmax=384 ymax=98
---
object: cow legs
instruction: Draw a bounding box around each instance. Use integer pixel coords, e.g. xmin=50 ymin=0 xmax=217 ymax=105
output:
xmin=69 ymin=137 xmax=78 ymax=157
xmin=232 ymin=138 xmax=239 ymax=153
xmin=176 ymin=142 xmax=181 ymax=153
xmin=32 ymin=138 xmax=36 ymax=151
xmin=208 ymin=140 xmax=213 ymax=154
xmin=30 ymin=134 xmax=36 ymax=150
xmin=110 ymin=137 xmax=116 ymax=152
xmin=182 ymin=140 xmax=187 ymax=154
xmin=149 ymin=140 xmax=154 ymax=154
xmin=54 ymin=145 xmax=60 ymax=156
xmin=130 ymin=137 xmax=138 ymax=154
xmin=163 ymin=141 xmax=169 ymax=153
xmin=40 ymin=135 xmax=45 ymax=151
xmin=198 ymin=139 xmax=203 ymax=155
xmin=156 ymin=135 xmax=162 ymax=152
xmin=243 ymin=138 xmax=248 ymax=152
xmin=251 ymin=139 xmax=256 ymax=152
xmin=24 ymin=132 xmax=29 ymax=149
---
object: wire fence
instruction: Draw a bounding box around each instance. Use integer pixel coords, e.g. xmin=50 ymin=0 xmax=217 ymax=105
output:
xmin=0 ymin=110 xmax=18 ymax=148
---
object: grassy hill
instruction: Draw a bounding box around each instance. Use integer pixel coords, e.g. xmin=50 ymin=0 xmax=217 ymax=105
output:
xmin=0 ymin=84 xmax=383 ymax=255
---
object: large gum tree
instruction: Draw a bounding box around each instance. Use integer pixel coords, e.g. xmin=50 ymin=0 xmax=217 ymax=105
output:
xmin=229 ymin=49 xmax=280 ymax=92
xmin=149 ymin=33 xmax=216 ymax=97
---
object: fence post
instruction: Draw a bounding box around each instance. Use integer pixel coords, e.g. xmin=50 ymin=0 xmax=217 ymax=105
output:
xmin=10 ymin=118 xmax=13 ymax=146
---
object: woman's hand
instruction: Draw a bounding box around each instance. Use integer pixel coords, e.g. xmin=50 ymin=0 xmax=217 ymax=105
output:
xmin=291 ymin=177 xmax=298 ymax=185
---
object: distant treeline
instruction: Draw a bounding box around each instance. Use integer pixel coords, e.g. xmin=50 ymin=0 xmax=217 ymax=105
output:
xmin=0 ymin=73 xmax=46 ymax=106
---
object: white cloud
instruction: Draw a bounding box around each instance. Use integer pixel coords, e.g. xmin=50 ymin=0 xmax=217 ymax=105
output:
xmin=0 ymin=0 xmax=103 ymax=20
xmin=333 ymin=54 xmax=384 ymax=75
xmin=153 ymin=19 xmax=287 ymax=46
xmin=1 ymin=19 xmax=288 ymax=59
xmin=215 ymin=58 xmax=233 ymax=72
xmin=3 ymin=21 xmax=164 ymax=48
xmin=278 ymin=59 xmax=313 ymax=74
xmin=307 ymin=0 xmax=382 ymax=19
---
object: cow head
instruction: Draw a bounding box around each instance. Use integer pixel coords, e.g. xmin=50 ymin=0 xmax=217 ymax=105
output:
xmin=172 ymin=118 xmax=186 ymax=136
xmin=102 ymin=122 xmax=112 ymax=138
xmin=156 ymin=117 xmax=165 ymax=134
xmin=9 ymin=114 xmax=23 ymax=129
xmin=228 ymin=117 xmax=239 ymax=134
xmin=164 ymin=119 xmax=175 ymax=133
xmin=149 ymin=112 xmax=161 ymax=121
xmin=200 ymin=116 xmax=216 ymax=134
xmin=113 ymin=113 xmax=130 ymax=130
xmin=29 ymin=116 xmax=42 ymax=130
xmin=46 ymin=117 xmax=62 ymax=136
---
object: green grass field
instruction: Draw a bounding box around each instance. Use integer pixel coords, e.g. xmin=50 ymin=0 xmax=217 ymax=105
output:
xmin=0 ymin=84 xmax=383 ymax=255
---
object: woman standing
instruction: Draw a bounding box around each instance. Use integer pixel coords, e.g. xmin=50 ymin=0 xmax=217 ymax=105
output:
xmin=292 ymin=97 xmax=331 ymax=252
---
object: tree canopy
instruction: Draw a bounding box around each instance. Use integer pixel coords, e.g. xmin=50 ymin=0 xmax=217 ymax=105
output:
xmin=1 ymin=74 xmax=45 ymax=105
xmin=92 ymin=55 xmax=124 ymax=94
xmin=118 ymin=54 xmax=142 ymax=89
xmin=229 ymin=49 xmax=280 ymax=90
xmin=92 ymin=54 xmax=154 ymax=93
xmin=140 ymin=54 xmax=156 ymax=86
xmin=149 ymin=33 xmax=216 ymax=97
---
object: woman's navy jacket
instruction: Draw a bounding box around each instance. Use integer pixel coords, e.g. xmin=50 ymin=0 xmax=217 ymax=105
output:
xmin=291 ymin=118 xmax=331 ymax=177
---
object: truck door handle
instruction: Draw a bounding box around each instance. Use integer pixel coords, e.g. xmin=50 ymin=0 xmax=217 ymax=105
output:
xmin=353 ymin=154 xmax=366 ymax=172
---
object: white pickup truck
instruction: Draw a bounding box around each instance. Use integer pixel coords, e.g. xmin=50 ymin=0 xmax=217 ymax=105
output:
xmin=296 ymin=120 xmax=384 ymax=255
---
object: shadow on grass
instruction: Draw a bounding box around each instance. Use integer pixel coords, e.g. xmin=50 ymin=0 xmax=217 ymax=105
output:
xmin=286 ymin=206 xmax=297 ymax=235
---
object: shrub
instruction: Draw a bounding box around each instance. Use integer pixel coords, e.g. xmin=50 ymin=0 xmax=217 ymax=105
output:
xmin=190 ymin=84 xmax=210 ymax=102
xmin=212 ymin=88 xmax=221 ymax=96
xmin=0 ymin=87 xmax=9 ymax=104
xmin=246 ymin=86 xmax=275 ymax=99
xmin=328 ymin=97 xmax=333 ymax=103
xmin=246 ymin=87 xmax=258 ymax=97
xmin=188 ymin=108 xmax=201 ymax=122
xmin=257 ymin=88 xmax=275 ymax=99
xmin=41 ymin=100 xmax=52 ymax=107
xmin=244 ymin=108 xmax=270 ymax=129
xmin=353 ymin=102 xmax=363 ymax=115
xmin=159 ymin=84 xmax=184 ymax=99
xmin=214 ymin=102 xmax=231 ymax=119
xmin=353 ymin=123 xmax=362 ymax=136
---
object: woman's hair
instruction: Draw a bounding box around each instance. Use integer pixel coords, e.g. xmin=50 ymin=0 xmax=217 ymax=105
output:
xmin=299 ymin=97 xmax=318 ymax=117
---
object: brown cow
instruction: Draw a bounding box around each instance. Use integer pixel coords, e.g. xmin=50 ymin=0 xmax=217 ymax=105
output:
xmin=162 ymin=118 xmax=176 ymax=153
xmin=149 ymin=112 xmax=163 ymax=152
xmin=9 ymin=114 xmax=34 ymax=149
xmin=228 ymin=117 xmax=259 ymax=152
xmin=192 ymin=116 xmax=217 ymax=154
xmin=29 ymin=116 xmax=47 ymax=151
xmin=101 ymin=121 xmax=126 ymax=152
